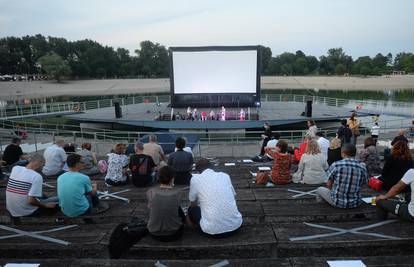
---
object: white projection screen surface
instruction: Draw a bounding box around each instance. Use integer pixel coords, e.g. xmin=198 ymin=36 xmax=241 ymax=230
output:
xmin=172 ymin=50 xmax=258 ymax=94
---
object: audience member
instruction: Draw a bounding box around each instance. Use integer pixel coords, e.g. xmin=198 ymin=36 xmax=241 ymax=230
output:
xmin=337 ymin=119 xmax=352 ymax=146
xmin=348 ymin=112 xmax=360 ymax=146
xmin=78 ymin=143 xmax=99 ymax=176
xmin=410 ymin=121 xmax=414 ymax=138
xmin=6 ymin=154 xmax=59 ymax=217
xmin=2 ymin=137 xmax=29 ymax=166
xmin=376 ymin=168 xmax=414 ymax=222
xmin=357 ymin=137 xmax=381 ymax=176
xmin=144 ymin=135 xmax=167 ymax=170
xmin=391 ymin=130 xmax=409 ymax=146
xmin=265 ymin=140 xmax=293 ymax=185
xmin=105 ymin=143 xmax=130 ymax=186
xmin=315 ymin=132 xmax=329 ymax=160
xmin=174 ymin=137 xmax=194 ymax=157
xmin=42 ymin=139 xmax=67 ymax=176
xmin=294 ymin=135 xmax=311 ymax=162
xmin=293 ymin=140 xmax=328 ymax=184
xmin=371 ymin=122 xmax=380 ymax=144
xmin=315 ymin=143 xmax=368 ymax=208
xmin=259 ymin=122 xmax=272 ymax=156
xmin=130 ymin=142 xmax=156 ymax=187
xmin=327 ymin=138 xmax=342 ymax=166
xmin=306 ymin=120 xmax=318 ymax=138
xmin=187 ymin=158 xmax=242 ymax=237
xmin=379 ymin=141 xmax=413 ymax=191
xmin=62 ymin=142 xmax=76 ymax=172
xmin=168 ymin=137 xmax=194 ymax=185
xmin=147 ymin=166 xmax=186 ymax=241
xmin=264 ymin=133 xmax=281 ymax=160
xmin=58 ymin=154 xmax=101 ymax=217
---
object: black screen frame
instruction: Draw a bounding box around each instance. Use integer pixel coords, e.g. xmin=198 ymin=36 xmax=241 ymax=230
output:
xmin=169 ymin=46 xmax=261 ymax=108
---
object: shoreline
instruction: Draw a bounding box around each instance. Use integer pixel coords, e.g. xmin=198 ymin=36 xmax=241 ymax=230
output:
xmin=0 ymin=75 xmax=413 ymax=100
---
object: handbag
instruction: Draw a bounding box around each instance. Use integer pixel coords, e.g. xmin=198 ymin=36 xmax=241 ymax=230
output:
xmin=368 ymin=177 xmax=383 ymax=192
xmin=256 ymin=171 xmax=270 ymax=184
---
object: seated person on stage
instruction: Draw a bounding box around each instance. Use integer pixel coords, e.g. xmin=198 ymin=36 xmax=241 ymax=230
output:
xmin=144 ymin=134 xmax=167 ymax=170
xmin=209 ymin=110 xmax=215 ymax=120
xmin=379 ymin=141 xmax=413 ymax=191
xmin=391 ymin=130 xmax=409 ymax=146
xmin=105 ymin=143 xmax=130 ymax=186
xmin=168 ymin=137 xmax=194 ymax=185
xmin=77 ymin=143 xmax=100 ymax=176
xmin=201 ymin=111 xmax=207 ymax=121
xmin=6 ymin=154 xmax=59 ymax=217
xmin=356 ymin=137 xmax=381 ymax=177
xmin=58 ymin=154 xmax=101 ymax=217
xmin=265 ymin=140 xmax=293 ymax=186
xmin=315 ymin=143 xmax=368 ymax=209
xmin=129 ymin=142 xmax=156 ymax=187
xmin=292 ymin=140 xmax=328 ymax=184
xmin=327 ymin=138 xmax=342 ymax=166
xmin=376 ymin=168 xmax=414 ymax=222
xmin=42 ymin=139 xmax=67 ymax=176
xmin=2 ymin=137 xmax=29 ymax=167
xmin=187 ymin=158 xmax=242 ymax=237
xmin=147 ymin=166 xmax=186 ymax=241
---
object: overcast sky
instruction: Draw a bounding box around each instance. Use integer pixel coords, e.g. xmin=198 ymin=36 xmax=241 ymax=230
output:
xmin=0 ymin=0 xmax=413 ymax=58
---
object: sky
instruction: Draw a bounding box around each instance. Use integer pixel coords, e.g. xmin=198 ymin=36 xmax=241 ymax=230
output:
xmin=0 ymin=0 xmax=413 ymax=58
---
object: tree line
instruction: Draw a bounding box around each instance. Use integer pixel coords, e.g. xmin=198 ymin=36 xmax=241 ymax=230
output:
xmin=0 ymin=34 xmax=413 ymax=81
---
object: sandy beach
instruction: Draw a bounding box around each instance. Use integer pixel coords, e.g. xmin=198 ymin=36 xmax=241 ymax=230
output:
xmin=0 ymin=75 xmax=413 ymax=100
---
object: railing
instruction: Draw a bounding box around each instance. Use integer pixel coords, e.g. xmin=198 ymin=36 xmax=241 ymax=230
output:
xmin=1 ymin=93 xmax=414 ymax=119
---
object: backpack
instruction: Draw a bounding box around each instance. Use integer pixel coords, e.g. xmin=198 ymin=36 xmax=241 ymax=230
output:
xmin=131 ymin=157 xmax=148 ymax=176
xmin=98 ymin=160 xmax=108 ymax=174
xmin=108 ymin=219 xmax=148 ymax=259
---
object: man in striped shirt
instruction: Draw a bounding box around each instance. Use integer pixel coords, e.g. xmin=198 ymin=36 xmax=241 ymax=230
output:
xmin=6 ymin=154 xmax=58 ymax=217
xmin=316 ymin=143 xmax=368 ymax=208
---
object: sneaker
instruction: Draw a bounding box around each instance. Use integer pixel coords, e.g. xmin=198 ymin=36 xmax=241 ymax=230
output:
xmin=265 ymin=182 xmax=275 ymax=188
xmin=105 ymin=182 xmax=112 ymax=188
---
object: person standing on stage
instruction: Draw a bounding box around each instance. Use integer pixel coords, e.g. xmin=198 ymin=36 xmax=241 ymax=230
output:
xmin=192 ymin=108 xmax=198 ymax=121
xmin=201 ymin=111 xmax=207 ymax=121
xmin=239 ymin=109 xmax=245 ymax=121
xmin=186 ymin=106 xmax=192 ymax=120
xmin=220 ymin=106 xmax=226 ymax=121
xmin=209 ymin=110 xmax=215 ymax=120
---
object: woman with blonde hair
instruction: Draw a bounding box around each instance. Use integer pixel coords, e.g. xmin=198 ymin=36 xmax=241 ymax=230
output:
xmin=327 ymin=138 xmax=342 ymax=166
xmin=292 ymin=140 xmax=328 ymax=184
xmin=105 ymin=143 xmax=130 ymax=186
xmin=77 ymin=143 xmax=99 ymax=176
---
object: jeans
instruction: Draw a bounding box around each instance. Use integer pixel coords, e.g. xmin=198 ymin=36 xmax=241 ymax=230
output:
xmin=105 ymin=177 xmax=129 ymax=186
xmin=30 ymin=196 xmax=60 ymax=216
xmin=315 ymin=187 xmax=335 ymax=206
xmin=187 ymin=206 xmax=241 ymax=238
xmin=83 ymin=194 xmax=100 ymax=215
xmin=376 ymin=199 xmax=414 ymax=222
xmin=351 ymin=134 xmax=358 ymax=146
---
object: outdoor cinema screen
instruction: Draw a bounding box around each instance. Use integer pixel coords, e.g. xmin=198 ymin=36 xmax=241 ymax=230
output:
xmin=169 ymin=46 xmax=260 ymax=107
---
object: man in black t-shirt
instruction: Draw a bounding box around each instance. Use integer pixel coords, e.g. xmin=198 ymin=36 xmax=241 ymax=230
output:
xmin=260 ymin=122 xmax=272 ymax=156
xmin=129 ymin=142 xmax=156 ymax=187
xmin=337 ymin=119 xmax=352 ymax=146
xmin=2 ymin=138 xmax=28 ymax=166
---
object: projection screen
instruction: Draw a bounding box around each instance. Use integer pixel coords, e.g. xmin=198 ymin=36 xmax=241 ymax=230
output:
xmin=169 ymin=46 xmax=260 ymax=107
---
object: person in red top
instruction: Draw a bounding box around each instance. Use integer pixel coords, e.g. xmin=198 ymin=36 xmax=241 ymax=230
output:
xmin=201 ymin=111 xmax=207 ymax=121
xmin=265 ymin=140 xmax=293 ymax=186
xmin=294 ymin=136 xmax=311 ymax=162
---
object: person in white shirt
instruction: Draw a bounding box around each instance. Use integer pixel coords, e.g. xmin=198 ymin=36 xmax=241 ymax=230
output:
xmin=376 ymin=168 xmax=414 ymax=222
xmin=6 ymin=154 xmax=59 ymax=217
xmin=187 ymin=158 xmax=242 ymax=237
xmin=265 ymin=133 xmax=281 ymax=160
xmin=371 ymin=122 xmax=380 ymax=144
xmin=306 ymin=120 xmax=318 ymax=138
xmin=42 ymin=139 xmax=67 ymax=176
xmin=315 ymin=132 xmax=330 ymax=160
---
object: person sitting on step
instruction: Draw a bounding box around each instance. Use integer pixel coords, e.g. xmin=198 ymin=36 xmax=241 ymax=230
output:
xmin=130 ymin=142 xmax=156 ymax=187
xmin=42 ymin=139 xmax=67 ymax=177
xmin=187 ymin=158 xmax=242 ymax=237
xmin=105 ymin=143 xmax=130 ymax=186
xmin=168 ymin=137 xmax=193 ymax=185
xmin=2 ymin=137 xmax=29 ymax=167
xmin=356 ymin=137 xmax=381 ymax=177
xmin=58 ymin=154 xmax=104 ymax=217
xmin=6 ymin=154 xmax=59 ymax=217
xmin=292 ymin=140 xmax=328 ymax=184
xmin=265 ymin=140 xmax=294 ymax=185
xmin=147 ymin=166 xmax=186 ymax=241
xmin=315 ymin=143 xmax=368 ymax=209
xmin=376 ymin=168 xmax=414 ymax=222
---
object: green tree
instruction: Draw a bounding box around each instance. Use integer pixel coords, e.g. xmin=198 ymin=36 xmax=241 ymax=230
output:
xmin=37 ymin=52 xmax=71 ymax=82
xmin=259 ymin=46 xmax=272 ymax=74
xmin=135 ymin=41 xmax=169 ymax=77
xmin=335 ymin=64 xmax=347 ymax=75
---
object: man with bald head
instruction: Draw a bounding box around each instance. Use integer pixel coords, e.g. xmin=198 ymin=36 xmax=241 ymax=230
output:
xmin=6 ymin=154 xmax=59 ymax=217
xmin=42 ymin=139 xmax=67 ymax=176
xmin=187 ymin=158 xmax=242 ymax=237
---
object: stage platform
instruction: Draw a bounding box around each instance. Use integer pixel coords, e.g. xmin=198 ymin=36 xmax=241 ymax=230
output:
xmin=65 ymin=101 xmax=360 ymax=130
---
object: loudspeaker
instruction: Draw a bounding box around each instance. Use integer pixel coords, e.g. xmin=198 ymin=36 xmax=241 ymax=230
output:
xmin=114 ymin=102 xmax=122 ymax=118
xmin=305 ymin=100 xmax=312 ymax=117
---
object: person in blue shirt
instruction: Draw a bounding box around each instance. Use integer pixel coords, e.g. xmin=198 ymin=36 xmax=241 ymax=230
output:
xmin=57 ymin=154 xmax=100 ymax=217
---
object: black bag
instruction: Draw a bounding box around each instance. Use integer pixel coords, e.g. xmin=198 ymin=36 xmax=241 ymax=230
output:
xmin=108 ymin=219 xmax=148 ymax=259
